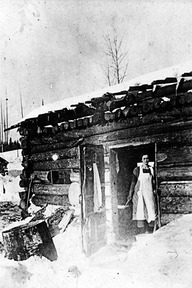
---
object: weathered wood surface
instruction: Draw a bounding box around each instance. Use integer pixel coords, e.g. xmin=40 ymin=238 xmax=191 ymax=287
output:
xmin=28 ymin=107 xmax=191 ymax=144
xmin=32 ymin=193 xmax=70 ymax=206
xmin=159 ymin=181 xmax=192 ymax=197
xmin=32 ymin=171 xmax=50 ymax=182
xmin=83 ymin=126 xmax=192 ymax=150
xmin=2 ymin=219 xmax=58 ymax=261
xmin=30 ymin=138 xmax=83 ymax=154
xmin=161 ymin=213 xmax=184 ymax=225
xmin=157 ymin=145 xmax=192 ymax=165
xmin=28 ymin=116 xmax=192 ymax=155
xmin=58 ymin=209 xmax=75 ymax=233
xmin=158 ymin=166 xmax=192 ymax=181
xmin=33 ymin=158 xmax=80 ymax=170
xmin=161 ymin=196 xmax=192 ymax=214
xmin=30 ymin=147 xmax=79 ymax=162
xmin=33 ymin=184 xmax=71 ymax=195
xmin=32 ymin=169 xmax=74 ymax=184
xmin=21 ymin=88 xmax=192 ymax=133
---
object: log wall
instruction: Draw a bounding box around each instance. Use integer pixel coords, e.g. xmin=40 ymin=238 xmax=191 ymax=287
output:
xmin=30 ymin=143 xmax=80 ymax=206
xmin=21 ymin=111 xmax=192 ymax=227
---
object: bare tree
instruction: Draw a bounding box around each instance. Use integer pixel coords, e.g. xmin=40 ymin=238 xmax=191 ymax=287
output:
xmin=104 ymin=30 xmax=129 ymax=86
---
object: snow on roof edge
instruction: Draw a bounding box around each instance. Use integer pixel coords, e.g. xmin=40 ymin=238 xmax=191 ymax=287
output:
xmin=14 ymin=60 xmax=192 ymax=125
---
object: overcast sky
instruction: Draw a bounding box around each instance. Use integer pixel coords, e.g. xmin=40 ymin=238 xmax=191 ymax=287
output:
xmin=1 ymin=0 xmax=192 ymax=139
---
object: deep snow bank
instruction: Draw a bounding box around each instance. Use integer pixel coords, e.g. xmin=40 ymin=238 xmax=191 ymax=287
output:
xmin=1 ymin=214 xmax=192 ymax=288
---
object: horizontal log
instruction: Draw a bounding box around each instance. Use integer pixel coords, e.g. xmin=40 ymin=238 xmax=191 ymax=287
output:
xmin=82 ymin=118 xmax=192 ymax=147
xmin=31 ymin=194 xmax=70 ymax=207
xmin=30 ymin=147 xmax=79 ymax=162
xmin=160 ymin=213 xmax=184 ymax=225
xmin=33 ymin=184 xmax=71 ymax=195
xmin=157 ymin=145 xmax=192 ymax=165
xmin=33 ymin=158 xmax=80 ymax=170
xmin=32 ymin=171 xmax=50 ymax=183
xmin=29 ymin=109 xmax=192 ymax=149
xmin=32 ymin=169 xmax=76 ymax=184
xmin=159 ymin=181 xmax=192 ymax=197
xmin=31 ymin=138 xmax=83 ymax=154
xmin=158 ymin=166 xmax=192 ymax=181
xmin=161 ymin=196 xmax=192 ymax=214
xmin=31 ymin=133 xmax=80 ymax=145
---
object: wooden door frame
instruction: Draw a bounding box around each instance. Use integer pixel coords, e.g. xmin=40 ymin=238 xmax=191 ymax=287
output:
xmin=109 ymin=142 xmax=156 ymax=239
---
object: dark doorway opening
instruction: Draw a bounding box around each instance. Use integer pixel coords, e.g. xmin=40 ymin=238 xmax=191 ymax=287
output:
xmin=111 ymin=143 xmax=155 ymax=240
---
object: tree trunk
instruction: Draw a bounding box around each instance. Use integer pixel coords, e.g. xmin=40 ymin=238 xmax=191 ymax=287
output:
xmin=2 ymin=219 xmax=58 ymax=261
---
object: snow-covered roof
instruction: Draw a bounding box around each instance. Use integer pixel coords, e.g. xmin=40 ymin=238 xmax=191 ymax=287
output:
xmin=8 ymin=61 xmax=192 ymax=130
xmin=9 ymin=60 xmax=192 ymax=129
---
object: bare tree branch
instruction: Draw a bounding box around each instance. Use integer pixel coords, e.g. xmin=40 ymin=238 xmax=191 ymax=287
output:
xmin=103 ymin=30 xmax=129 ymax=85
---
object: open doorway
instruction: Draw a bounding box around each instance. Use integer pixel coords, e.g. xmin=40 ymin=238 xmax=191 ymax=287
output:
xmin=110 ymin=143 xmax=155 ymax=240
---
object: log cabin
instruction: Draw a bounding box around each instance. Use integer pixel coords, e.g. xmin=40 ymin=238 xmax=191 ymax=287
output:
xmin=7 ymin=62 xmax=192 ymax=255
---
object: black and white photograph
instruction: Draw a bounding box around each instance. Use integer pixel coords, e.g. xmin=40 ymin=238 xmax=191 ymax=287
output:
xmin=0 ymin=1 xmax=192 ymax=287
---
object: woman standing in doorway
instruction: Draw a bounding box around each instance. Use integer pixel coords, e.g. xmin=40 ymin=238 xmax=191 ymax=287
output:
xmin=126 ymin=154 xmax=157 ymax=233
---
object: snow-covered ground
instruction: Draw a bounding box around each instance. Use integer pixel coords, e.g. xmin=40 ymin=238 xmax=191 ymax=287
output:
xmin=0 ymin=211 xmax=192 ymax=288
xmin=0 ymin=176 xmax=192 ymax=288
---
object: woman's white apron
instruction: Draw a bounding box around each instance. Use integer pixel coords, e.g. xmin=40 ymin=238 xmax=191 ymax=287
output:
xmin=135 ymin=166 xmax=156 ymax=223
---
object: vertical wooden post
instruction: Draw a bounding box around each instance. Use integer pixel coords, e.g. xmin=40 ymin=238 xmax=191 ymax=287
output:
xmin=110 ymin=149 xmax=119 ymax=240
xmin=155 ymin=142 xmax=161 ymax=229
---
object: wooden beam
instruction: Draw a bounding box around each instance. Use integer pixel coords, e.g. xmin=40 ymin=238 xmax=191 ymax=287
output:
xmin=32 ymin=194 xmax=69 ymax=206
xmin=31 ymin=138 xmax=83 ymax=154
xmin=161 ymin=196 xmax=192 ymax=214
xmin=30 ymin=147 xmax=78 ymax=162
xmin=158 ymin=166 xmax=192 ymax=181
xmin=160 ymin=181 xmax=192 ymax=197
xmin=33 ymin=158 xmax=80 ymax=170
xmin=33 ymin=184 xmax=71 ymax=196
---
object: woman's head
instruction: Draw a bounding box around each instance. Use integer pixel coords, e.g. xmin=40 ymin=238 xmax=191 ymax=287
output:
xmin=142 ymin=154 xmax=149 ymax=165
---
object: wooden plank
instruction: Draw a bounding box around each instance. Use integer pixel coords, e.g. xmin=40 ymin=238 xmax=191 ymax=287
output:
xmin=33 ymin=158 xmax=80 ymax=170
xmin=32 ymin=171 xmax=50 ymax=183
xmin=31 ymin=117 xmax=192 ymax=154
xmin=110 ymin=150 xmax=119 ymax=236
xmin=161 ymin=196 xmax=192 ymax=214
xmin=157 ymin=145 xmax=192 ymax=165
xmin=32 ymin=194 xmax=70 ymax=206
xmin=30 ymin=147 xmax=79 ymax=162
xmin=33 ymin=184 xmax=71 ymax=195
xmin=85 ymin=123 xmax=192 ymax=147
xmin=31 ymin=138 xmax=83 ymax=154
xmin=158 ymin=166 xmax=192 ymax=181
xmin=161 ymin=213 xmax=184 ymax=225
xmin=58 ymin=209 xmax=75 ymax=232
xmin=32 ymin=169 xmax=77 ymax=184
xmin=159 ymin=181 xmax=192 ymax=197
